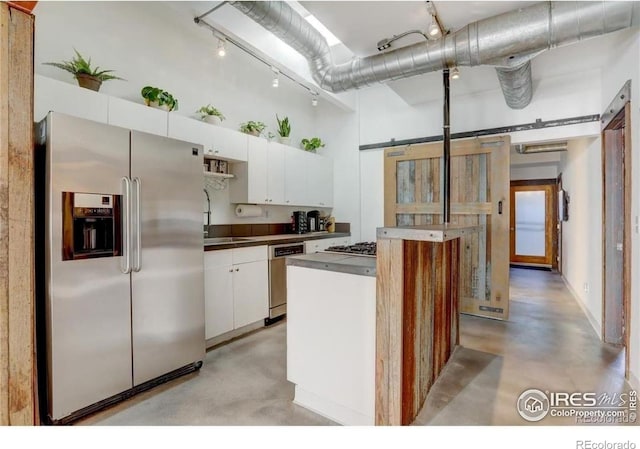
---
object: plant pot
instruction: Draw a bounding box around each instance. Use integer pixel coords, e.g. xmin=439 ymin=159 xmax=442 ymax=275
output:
xmin=144 ymin=99 xmax=171 ymax=112
xmin=278 ymin=136 xmax=291 ymax=145
xmin=247 ymin=130 xmax=260 ymax=137
xmin=76 ymin=74 xmax=102 ymax=92
xmin=203 ymin=115 xmax=222 ymax=125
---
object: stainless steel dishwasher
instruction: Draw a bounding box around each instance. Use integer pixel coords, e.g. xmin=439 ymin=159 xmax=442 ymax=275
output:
xmin=267 ymin=242 xmax=305 ymax=324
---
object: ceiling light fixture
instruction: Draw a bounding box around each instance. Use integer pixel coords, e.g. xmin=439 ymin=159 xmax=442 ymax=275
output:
xmin=272 ymin=67 xmax=280 ymax=88
xmin=217 ymin=38 xmax=226 ymax=57
xmin=450 ymin=67 xmax=460 ymax=80
xmin=311 ymin=92 xmax=318 ymax=107
xmin=376 ymin=30 xmax=428 ymax=52
xmin=428 ymin=19 xmax=441 ymax=37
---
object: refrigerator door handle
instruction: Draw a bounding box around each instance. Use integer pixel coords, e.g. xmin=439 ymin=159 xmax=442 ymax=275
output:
xmin=120 ymin=177 xmax=132 ymax=274
xmin=133 ymin=177 xmax=142 ymax=272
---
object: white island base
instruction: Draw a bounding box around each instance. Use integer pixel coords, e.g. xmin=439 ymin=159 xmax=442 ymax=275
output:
xmin=286 ymin=262 xmax=376 ymax=425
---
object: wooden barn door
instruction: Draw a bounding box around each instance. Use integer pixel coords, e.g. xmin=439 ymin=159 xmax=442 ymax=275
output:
xmin=384 ymin=136 xmax=510 ymax=320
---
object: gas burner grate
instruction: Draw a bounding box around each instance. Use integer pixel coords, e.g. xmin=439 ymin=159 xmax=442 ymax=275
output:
xmin=325 ymin=242 xmax=377 ymax=256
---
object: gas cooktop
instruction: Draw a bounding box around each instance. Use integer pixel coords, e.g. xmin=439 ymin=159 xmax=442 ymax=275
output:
xmin=324 ymin=242 xmax=376 ymax=257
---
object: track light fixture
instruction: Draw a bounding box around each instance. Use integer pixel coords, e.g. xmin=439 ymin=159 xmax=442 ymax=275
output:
xmin=450 ymin=67 xmax=460 ymax=80
xmin=428 ymin=18 xmax=441 ymax=37
xmin=217 ymin=38 xmax=226 ymax=57
xmin=311 ymin=92 xmax=318 ymax=107
xmin=271 ymin=67 xmax=280 ymax=88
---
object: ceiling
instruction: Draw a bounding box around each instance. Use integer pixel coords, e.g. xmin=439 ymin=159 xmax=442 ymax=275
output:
xmin=301 ymin=1 xmax=624 ymax=105
xmin=181 ymin=1 xmax=632 ymax=107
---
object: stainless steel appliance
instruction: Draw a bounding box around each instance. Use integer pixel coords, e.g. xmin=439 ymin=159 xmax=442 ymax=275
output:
xmin=267 ymin=242 xmax=305 ymax=322
xmin=36 ymin=112 xmax=205 ymax=423
xmin=290 ymin=211 xmax=307 ymax=234
xmin=306 ymin=210 xmax=320 ymax=232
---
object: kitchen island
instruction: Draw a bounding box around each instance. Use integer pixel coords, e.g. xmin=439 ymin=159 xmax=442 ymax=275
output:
xmin=286 ymin=225 xmax=479 ymax=426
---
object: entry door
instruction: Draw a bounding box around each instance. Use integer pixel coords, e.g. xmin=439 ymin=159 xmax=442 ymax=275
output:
xmin=384 ymin=136 xmax=510 ymax=320
xmin=509 ymin=182 xmax=555 ymax=266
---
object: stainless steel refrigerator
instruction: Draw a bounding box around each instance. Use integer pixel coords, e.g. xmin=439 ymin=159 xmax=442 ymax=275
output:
xmin=37 ymin=112 xmax=205 ymax=423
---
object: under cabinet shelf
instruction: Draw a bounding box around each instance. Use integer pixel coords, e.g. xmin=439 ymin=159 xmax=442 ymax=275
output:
xmin=204 ymin=171 xmax=234 ymax=179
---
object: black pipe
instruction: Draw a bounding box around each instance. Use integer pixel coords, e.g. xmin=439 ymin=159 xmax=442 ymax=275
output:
xmin=358 ymin=114 xmax=600 ymax=151
xmin=443 ymin=68 xmax=451 ymax=224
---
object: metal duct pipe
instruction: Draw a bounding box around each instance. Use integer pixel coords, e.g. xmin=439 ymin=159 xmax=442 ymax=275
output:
xmin=231 ymin=1 xmax=637 ymax=109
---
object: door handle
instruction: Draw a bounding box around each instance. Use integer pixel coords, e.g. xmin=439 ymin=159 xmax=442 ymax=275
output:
xmin=498 ymin=200 xmax=503 ymax=215
xmin=133 ymin=177 xmax=142 ymax=272
xmin=120 ymin=177 xmax=132 ymax=274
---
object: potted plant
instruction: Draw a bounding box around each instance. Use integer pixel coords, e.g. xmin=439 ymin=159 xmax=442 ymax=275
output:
xmin=44 ymin=49 xmax=124 ymax=92
xmin=301 ymin=137 xmax=325 ymax=153
xmin=276 ymin=114 xmax=291 ymax=144
xmin=239 ymin=121 xmax=266 ymax=137
xmin=197 ymin=104 xmax=225 ymax=125
xmin=141 ymin=86 xmax=178 ymax=112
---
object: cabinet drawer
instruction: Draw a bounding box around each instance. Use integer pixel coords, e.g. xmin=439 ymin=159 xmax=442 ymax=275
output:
xmin=205 ymin=249 xmax=233 ymax=267
xmin=232 ymin=245 xmax=268 ymax=264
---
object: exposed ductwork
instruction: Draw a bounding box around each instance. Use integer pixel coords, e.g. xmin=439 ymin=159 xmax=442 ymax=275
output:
xmin=230 ymin=1 xmax=638 ymax=109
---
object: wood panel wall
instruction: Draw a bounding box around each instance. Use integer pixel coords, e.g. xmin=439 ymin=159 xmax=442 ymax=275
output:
xmin=376 ymin=238 xmax=460 ymax=425
xmin=0 ymin=2 xmax=36 ymax=426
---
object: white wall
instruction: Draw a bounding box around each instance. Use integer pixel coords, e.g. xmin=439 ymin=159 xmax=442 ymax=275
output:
xmin=33 ymin=1 xmax=345 ymax=226
xmin=316 ymin=98 xmax=361 ymax=241
xmin=558 ymin=137 xmax=603 ymax=335
xmin=510 ymin=149 xmax=561 ymax=181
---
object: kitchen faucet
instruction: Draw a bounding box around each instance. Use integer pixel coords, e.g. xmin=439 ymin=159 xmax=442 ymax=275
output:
xmin=203 ymin=188 xmax=211 ymax=237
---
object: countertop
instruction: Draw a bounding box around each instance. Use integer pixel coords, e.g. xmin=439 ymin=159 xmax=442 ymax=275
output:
xmin=286 ymin=252 xmax=376 ymax=277
xmin=204 ymin=231 xmax=351 ymax=251
xmin=377 ymin=224 xmax=481 ymax=242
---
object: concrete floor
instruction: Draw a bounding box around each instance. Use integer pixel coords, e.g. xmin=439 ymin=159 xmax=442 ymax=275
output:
xmin=80 ymin=268 xmax=632 ymax=426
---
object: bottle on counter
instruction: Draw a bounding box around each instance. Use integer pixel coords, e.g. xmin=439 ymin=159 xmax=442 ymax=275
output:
xmin=326 ymin=216 xmax=336 ymax=233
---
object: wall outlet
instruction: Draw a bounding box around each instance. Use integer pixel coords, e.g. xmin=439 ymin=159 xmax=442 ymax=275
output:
xmin=583 ymin=282 xmax=590 ymax=293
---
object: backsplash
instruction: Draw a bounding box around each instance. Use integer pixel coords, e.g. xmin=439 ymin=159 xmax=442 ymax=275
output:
xmin=204 ymin=222 xmax=350 ymax=238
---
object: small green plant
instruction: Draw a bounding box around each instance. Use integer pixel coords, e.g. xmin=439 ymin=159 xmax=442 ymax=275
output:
xmin=239 ymin=121 xmax=266 ymax=135
xmin=276 ymin=114 xmax=291 ymax=138
xmin=197 ymin=104 xmax=225 ymax=120
xmin=44 ymin=49 xmax=124 ymax=91
xmin=301 ymin=137 xmax=325 ymax=152
xmin=141 ymin=86 xmax=178 ymax=112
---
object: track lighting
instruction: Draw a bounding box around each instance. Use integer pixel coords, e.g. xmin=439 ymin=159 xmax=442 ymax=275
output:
xmin=428 ymin=19 xmax=441 ymax=37
xmin=311 ymin=93 xmax=318 ymax=107
xmin=450 ymin=67 xmax=460 ymax=80
xmin=217 ymin=38 xmax=226 ymax=57
xmin=272 ymin=67 xmax=279 ymax=88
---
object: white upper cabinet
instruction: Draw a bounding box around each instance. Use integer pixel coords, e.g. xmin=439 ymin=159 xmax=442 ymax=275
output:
xmin=284 ymin=146 xmax=310 ymax=206
xmin=230 ymin=138 xmax=286 ymax=205
xmin=211 ymin=126 xmax=248 ymax=162
xmin=267 ymin=143 xmax=286 ymax=205
xmin=307 ymin=154 xmax=334 ymax=208
xmin=35 ymin=75 xmax=109 ymax=124
xmin=167 ymin=115 xmax=247 ymax=162
xmin=108 ymin=97 xmax=168 ymax=136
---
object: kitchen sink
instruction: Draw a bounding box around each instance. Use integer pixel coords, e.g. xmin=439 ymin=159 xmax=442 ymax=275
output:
xmin=204 ymin=237 xmax=253 ymax=245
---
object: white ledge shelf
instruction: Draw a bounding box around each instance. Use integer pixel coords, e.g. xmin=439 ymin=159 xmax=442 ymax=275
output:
xmin=204 ymin=171 xmax=234 ymax=179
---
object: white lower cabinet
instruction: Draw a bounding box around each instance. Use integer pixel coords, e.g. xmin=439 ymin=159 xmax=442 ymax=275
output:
xmin=233 ymin=260 xmax=269 ymax=328
xmin=204 ymin=246 xmax=269 ymax=341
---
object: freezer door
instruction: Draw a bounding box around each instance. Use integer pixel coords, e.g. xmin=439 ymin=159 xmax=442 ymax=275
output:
xmin=45 ymin=113 xmax=132 ymax=420
xmin=130 ymin=131 xmax=205 ymax=386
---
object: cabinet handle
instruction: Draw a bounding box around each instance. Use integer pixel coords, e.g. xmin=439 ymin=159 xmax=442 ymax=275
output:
xmin=229 ymin=268 xmax=233 ymax=273
xmin=214 ymin=150 xmax=219 ymax=154
xmin=235 ymin=268 xmax=239 ymax=272
xmin=286 ymin=200 xmax=290 ymax=203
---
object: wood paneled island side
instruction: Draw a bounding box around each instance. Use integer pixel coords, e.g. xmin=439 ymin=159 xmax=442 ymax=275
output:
xmin=376 ymin=225 xmax=479 ymax=426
